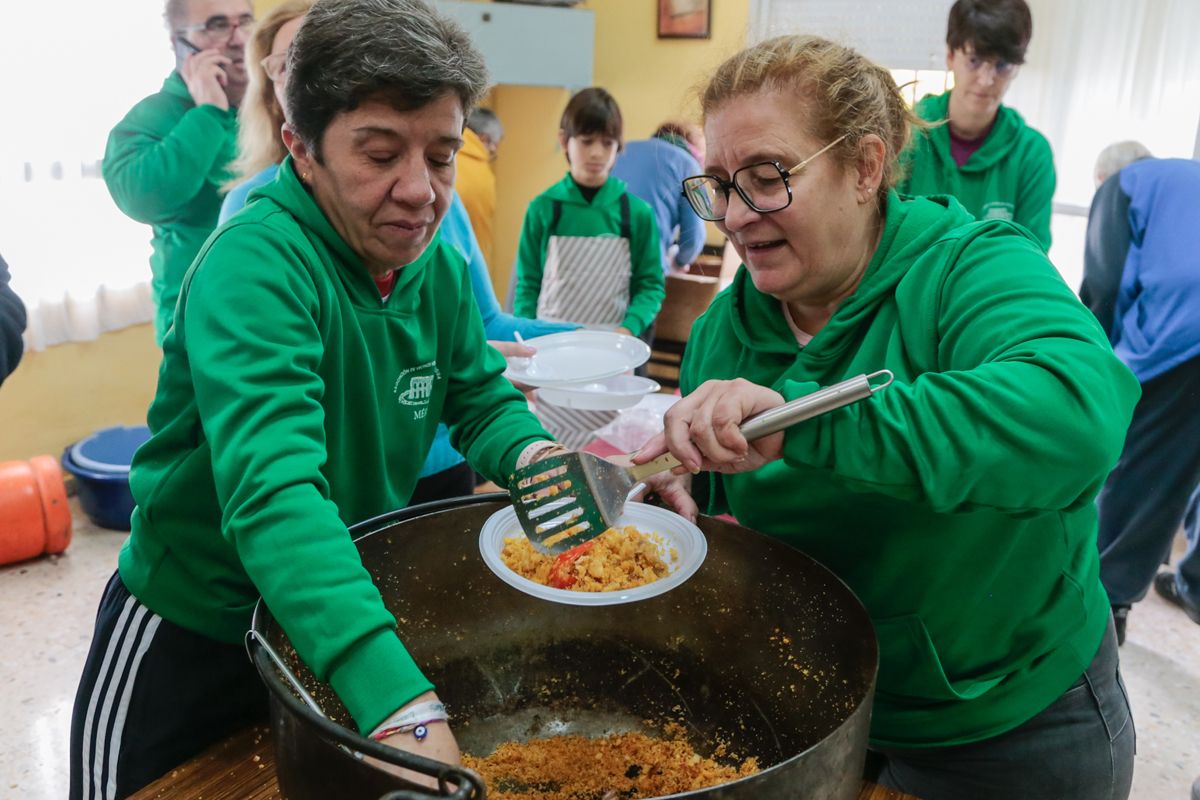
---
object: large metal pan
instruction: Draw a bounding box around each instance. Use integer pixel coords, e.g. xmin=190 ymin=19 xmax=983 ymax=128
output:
xmin=249 ymin=495 xmax=878 ymax=799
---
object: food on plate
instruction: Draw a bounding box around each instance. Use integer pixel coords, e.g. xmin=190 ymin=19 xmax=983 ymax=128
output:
xmin=501 ymin=525 xmax=673 ymax=591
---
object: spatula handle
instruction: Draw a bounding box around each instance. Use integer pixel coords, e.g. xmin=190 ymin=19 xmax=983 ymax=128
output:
xmin=627 ymin=451 xmax=683 ymax=481
xmin=739 ymin=370 xmax=893 ymax=441
xmin=623 ymin=371 xmax=891 ymax=482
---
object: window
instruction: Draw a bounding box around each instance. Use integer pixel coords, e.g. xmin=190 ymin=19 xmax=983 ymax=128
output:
xmin=0 ymin=4 xmax=176 ymax=348
xmin=749 ymin=0 xmax=1200 ymax=295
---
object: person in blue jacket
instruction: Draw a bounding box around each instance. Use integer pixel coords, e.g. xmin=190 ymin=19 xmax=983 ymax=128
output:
xmin=1082 ymin=149 xmax=1200 ymax=643
xmin=611 ymin=122 xmax=707 ymax=273
xmin=412 ymin=195 xmax=577 ymax=499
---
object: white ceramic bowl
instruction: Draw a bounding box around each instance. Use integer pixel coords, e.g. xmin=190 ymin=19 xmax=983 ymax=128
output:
xmin=478 ymin=502 xmax=707 ymax=606
xmin=535 ymin=374 xmax=661 ymax=411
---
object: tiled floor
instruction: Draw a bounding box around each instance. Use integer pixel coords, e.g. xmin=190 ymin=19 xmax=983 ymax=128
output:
xmin=2 ymin=499 xmax=1197 ymax=799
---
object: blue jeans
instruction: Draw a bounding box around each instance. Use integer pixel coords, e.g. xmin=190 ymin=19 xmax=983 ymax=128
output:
xmin=871 ymin=618 xmax=1134 ymax=800
xmin=1098 ymin=355 xmax=1200 ymax=607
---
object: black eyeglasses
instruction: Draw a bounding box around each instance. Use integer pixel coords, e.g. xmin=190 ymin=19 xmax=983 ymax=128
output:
xmin=178 ymin=13 xmax=255 ymax=40
xmin=961 ymin=47 xmax=1019 ymax=79
xmin=681 ymin=134 xmax=846 ymax=222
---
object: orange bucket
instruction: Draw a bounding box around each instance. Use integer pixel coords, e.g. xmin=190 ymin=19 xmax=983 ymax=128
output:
xmin=0 ymin=455 xmax=73 ymax=566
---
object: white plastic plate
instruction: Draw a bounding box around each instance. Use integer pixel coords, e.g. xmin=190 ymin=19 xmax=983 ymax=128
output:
xmin=535 ymin=375 xmax=661 ymax=411
xmin=478 ymin=502 xmax=707 ymax=606
xmin=503 ymin=330 xmax=651 ymax=388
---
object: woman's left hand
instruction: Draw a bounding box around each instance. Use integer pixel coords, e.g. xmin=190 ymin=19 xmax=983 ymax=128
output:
xmin=490 ymin=340 xmax=536 ymax=360
xmin=633 ymin=378 xmax=786 ymax=474
xmin=491 ymin=339 xmax=537 ymax=392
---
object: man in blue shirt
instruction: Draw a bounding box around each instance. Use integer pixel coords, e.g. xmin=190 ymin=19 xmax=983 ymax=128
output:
xmin=1082 ymin=149 xmax=1200 ymax=644
xmin=611 ymin=122 xmax=707 ymax=273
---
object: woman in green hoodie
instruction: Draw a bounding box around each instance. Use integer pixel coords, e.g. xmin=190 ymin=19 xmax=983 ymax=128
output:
xmin=898 ymin=0 xmax=1056 ymax=250
xmin=69 ymin=2 xmax=568 ymax=797
xmin=640 ymin=35 xmax=1136 ymax=800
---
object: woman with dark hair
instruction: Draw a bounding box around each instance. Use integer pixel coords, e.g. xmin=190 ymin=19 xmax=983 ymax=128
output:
xmin=639 ymin=33 xmax=1135 ymax=800
xmin=69 ymin=2 xmax=570 ymax=796
xmin=899 ymin=0 xmax=1056 ymax=250
xmin=214 ymin=0 xmax=572 ymax=502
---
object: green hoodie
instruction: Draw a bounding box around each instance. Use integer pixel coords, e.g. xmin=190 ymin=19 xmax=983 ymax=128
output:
xmin=899 ymin=91 xmax=1055 ymax=250
xmin=513 ymin=174 xmax=664 ymax=335
xmin=118 ymin=159 xmax=552 ymax=734
xmin=683 ymin=192 xmax=1139 ymax=748
xmin=102 ymin=72 xmax=239 ymax=342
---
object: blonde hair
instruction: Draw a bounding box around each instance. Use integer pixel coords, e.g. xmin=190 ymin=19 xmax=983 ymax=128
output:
xmin=224 ymin=0 xmax=313 ymax=191
xmin=700 ymin=35 xmax=925 ymax=193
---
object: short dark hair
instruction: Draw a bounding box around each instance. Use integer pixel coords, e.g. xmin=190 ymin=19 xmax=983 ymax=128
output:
xmin=287 ymin=0 xmax=488 ymax=161
xmin=946 ymin=0 xmax=1033 ymax=65
xmin=560 ymin=87 xmax=623 ymax=148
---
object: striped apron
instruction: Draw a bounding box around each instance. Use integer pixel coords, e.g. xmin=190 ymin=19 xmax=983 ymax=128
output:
xmin=533 ymin=194 xmax=634 ymax=447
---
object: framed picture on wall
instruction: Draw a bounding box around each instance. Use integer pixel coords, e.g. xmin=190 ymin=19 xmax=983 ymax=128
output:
xmin=657 ymin=0 xmax=711 ymax=40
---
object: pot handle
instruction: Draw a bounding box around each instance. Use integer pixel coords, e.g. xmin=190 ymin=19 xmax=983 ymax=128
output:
xmin=245 ymin=631 xmax=484 ymax=799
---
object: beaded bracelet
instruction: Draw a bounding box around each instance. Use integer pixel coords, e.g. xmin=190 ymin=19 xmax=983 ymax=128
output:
xmin=369 ymin=700 xmax=449 ymax=743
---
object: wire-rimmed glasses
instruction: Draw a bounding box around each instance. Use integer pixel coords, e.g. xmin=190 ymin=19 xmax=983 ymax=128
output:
xmin=178 ymin=13 xmax=256 ymax=41
xmin=681 ymin=134 xmax=847 ymax=222
xmin=261 ymin=52 xmax=288 ymax=84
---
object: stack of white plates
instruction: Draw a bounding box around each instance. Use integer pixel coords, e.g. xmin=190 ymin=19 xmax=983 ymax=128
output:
xmin=504 ymin=330 xmax=660 ymax=410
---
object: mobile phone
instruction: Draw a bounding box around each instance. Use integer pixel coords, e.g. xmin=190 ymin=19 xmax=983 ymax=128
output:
xmin=174 ymin=36 xmax=201 ymax=71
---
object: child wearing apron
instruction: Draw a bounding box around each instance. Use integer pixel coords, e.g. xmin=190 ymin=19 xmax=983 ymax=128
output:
xmin=513 ymin=88 xmax=665 ymax=448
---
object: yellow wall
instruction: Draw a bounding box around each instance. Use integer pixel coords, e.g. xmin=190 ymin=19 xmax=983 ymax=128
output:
xmin=489 ymin=0 xmax=749 ymax=298
xmin=0 ymin=325 xmax=159 ymax=462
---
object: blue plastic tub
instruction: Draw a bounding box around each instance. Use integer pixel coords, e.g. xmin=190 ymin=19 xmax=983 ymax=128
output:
xmin=61 ymin=425 xmax=151 ymax=531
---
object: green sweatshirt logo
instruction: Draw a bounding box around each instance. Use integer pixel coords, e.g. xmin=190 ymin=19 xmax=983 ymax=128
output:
xmin=980 ymin=201 xmax=1014 ymax=221
xmin=394 ymin=361 xmax=442 ymax=419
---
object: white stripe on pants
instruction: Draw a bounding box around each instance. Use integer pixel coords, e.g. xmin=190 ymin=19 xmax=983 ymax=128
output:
xmin=78 ymin=594 xmax=162 ymax=800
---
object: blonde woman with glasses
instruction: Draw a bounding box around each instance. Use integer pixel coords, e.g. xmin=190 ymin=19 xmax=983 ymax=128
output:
xmin=637 ymin=34 xmax=1136 ymax=800
xmin=220 ymin=0 xmax=313 ymax=221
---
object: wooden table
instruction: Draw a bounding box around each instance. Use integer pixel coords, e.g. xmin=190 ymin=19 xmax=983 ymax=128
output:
xmin=129 ymin=726 xmax=919 ymax=800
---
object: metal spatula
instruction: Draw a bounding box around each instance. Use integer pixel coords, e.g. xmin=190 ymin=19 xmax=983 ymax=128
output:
xmin=511 ymin=370 xmax=893 ymax=554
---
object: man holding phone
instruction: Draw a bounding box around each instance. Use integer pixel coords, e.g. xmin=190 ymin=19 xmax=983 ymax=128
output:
xmin=102 ymin=0 xmax=254 ymax=343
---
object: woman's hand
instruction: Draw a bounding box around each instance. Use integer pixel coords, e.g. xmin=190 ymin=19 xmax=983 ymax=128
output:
xmin=491 ymin=339 xmax=536 ymax=392
xmin=637 ymin=470 xmax=697 ymax=521
xmin=370 ymin=691 xmax=462 ymax=790
xmin=634 ymin=378 xmax=786 ymax=474
xmin=489 ymin=339 xmax=535 ymax=360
